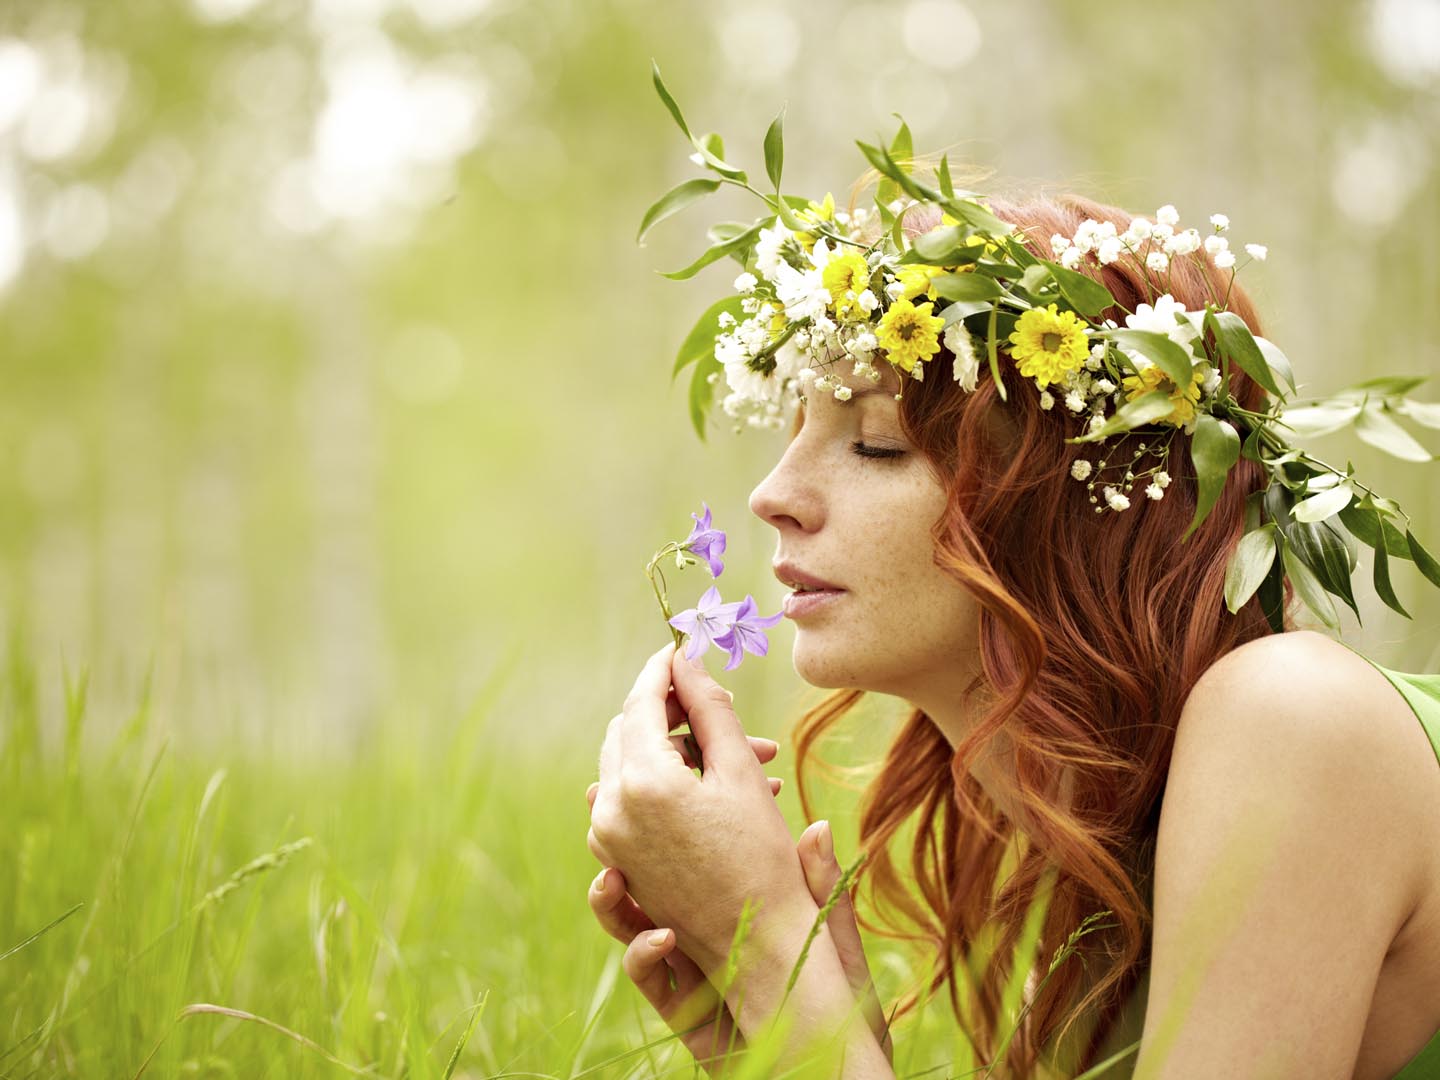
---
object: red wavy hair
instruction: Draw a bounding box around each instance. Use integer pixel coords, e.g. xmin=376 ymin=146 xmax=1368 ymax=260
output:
xmin=790 ymin=184 xmax=1292 ymax=1074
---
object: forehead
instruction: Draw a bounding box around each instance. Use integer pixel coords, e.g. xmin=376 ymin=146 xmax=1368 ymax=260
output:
xmin=800 ymin=365 xmax=903 ymax=415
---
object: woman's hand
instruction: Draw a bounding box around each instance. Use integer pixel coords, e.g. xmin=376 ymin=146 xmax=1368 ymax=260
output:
xmin=585 ymin=782 xmax=894 ymax=1071
xmin=586 ymin=642 xmax=823 ymax=975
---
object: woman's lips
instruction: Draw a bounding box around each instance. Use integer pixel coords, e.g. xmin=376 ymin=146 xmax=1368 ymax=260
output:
xmin=781 ymin=588 xmax=846 ymax=619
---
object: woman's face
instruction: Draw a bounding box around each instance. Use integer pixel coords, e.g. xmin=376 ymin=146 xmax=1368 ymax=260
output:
xmin=747 ymin=365 xmax=983 ymax=707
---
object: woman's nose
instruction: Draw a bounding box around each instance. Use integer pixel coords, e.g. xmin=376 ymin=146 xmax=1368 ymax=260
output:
xmin=748 ymin=450 xmax=822 ymax=533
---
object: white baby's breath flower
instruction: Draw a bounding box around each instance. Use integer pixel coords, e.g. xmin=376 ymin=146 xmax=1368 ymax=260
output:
xmin=741 ymin=297 xmax=760 ymax=314
xmin=1095 ymin=378 xmax=1116 ymax=394
xmin=1065 ymin=389 xmax=1086 ymax=412
xmin=798 ymin=366 xmax=817 ymax=384
xmin=1071 ymin=458 xmax=1093 ymax=481
xmin=943 ymin=322 xmax=981 ymax=392
xmin=1090 ymin=343 xmax=1107 ymax=360
xmin=1104 ymin=486 xmax=1131 ymax=511
xmin=1145 ymin=482 xmax=1165 ymax=500
xmin=1150 ymin=222 xmax=1174 ymax=242
xmin=857 ymin=288 xmax=878 ymax=313
xmin=834 ymin=385 xmax=853 ymax=401
xmin=884 ymin=279 xmax=907 ymax=300
xmin=1059 ymin=247 xmax=1084 ymax=270
xmin=718 ymin=311 xmax=737 ymax=328
xmin=1146 ymin=251 xmax=1170 ymax=273
xmin=734 ymin=271 xmax=758 ymax=294
xmin=1245 ymin=243 xmax=1268 ymax=261
xmin=1071 ymin=221 xmax=1096 ymax=252
xmin=1051 ymin=233 xmax=1071 ymax=254
xmin=1204 ymin=234 xmax=1229 ymax=256
xmin=1156 ymin=204 xmax=1180 ymax=226
xmin=1096 ymin=236 xmax=1124 ymax=265
xmin=1209 ymin=213 xmax=1230 ymax=232
xmin=1087 ymin=413 xmax=1107 ymax=434
xmin=1039 ymin=390 xmax=1056 ymax=410
xmin=1124 ymin=216 xmax=1153 ymax=242
xmin=794 ymin=330 xmax=811 ymax=349
xmin=1214 ymin=249 xmax=1236 ymax=269
xmin=1155 ymin=470 xmax=1171 ymax=488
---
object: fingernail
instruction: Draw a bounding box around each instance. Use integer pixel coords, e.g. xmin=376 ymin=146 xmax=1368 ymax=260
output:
xmin=817 ymin=820 xmax=833 ymax=863
xmin=648 ymin=929 xmax=670 ymax=948
xmin=593 ymin=869 xmax=608 ymax=894
xmin=723 ymin=688 xmax=735 ymax=702
xmin=756 ymin=737 xmax=779 ymax=753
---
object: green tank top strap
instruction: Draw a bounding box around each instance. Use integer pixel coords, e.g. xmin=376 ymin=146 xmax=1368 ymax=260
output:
xmin=1334 ymin=638 xmax=1440 ymax=771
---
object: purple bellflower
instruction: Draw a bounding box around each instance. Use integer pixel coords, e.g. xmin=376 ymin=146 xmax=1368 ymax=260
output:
xmin=712 ymin=595 xmax=784 ymax=671
xmin=683 ymin=502 xmax=727 ymax=578
xmin=668 ymin=585 xmax=743 ymax=662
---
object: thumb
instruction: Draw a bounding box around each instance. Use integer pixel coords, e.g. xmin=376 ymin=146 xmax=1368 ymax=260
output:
xmin=798 ymin=821 xmax=870 ymax=985
xmin=798 ymin=821 xmax=890 ymax=1057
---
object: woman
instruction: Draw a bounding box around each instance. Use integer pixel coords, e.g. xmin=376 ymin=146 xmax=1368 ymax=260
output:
xmin=584 ymin=190 xmax=1440 ymax=1078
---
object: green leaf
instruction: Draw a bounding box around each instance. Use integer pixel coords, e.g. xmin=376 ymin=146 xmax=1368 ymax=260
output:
xmin=1282 ymin=537 xmax=1339 ymax=629
xmin=1354 ymin=403 xmax=1432 ymax=462
xmin=1069 ymin=390 xmax=1174 ymax=444
xmin=1289 ymin=517 xmax=1360 ymax=621
xmin=650 ymin=60 xmax=692 ymax=140
xmin=1273 ymin=402 xmax=1361 ymax=438
xmin=1372 ymin=533 xmax=1411 ymax=619
xmin=693 ymin=132 xmax=746 ymax=181
xmin=660 ymin=222 xmax=764 ymax=280
xmin=1107 ymin=329 xmax=1194 ymax=391
xmin=1341 ymin=374 xmax=1430 ymax=398
xmin=1406 ymin=530 xmax=1440 ymax=589
xmin=672 ymin=295 xmax=748 ymax=380
xmin=888 ymin=115 xmax=913 ymax=169
xmin=929 ymin=272 xmax=1001 ymax=302
xmin=1039 ymin=259 xmax=1115 ymax=317
xmin=1018 ymin=265 xmax=1051 ymax=294
xmin=1185 ymin=415 xmax=1241 ymax=539
xmin=940 ymin=299 xmax=992 ymax=326
xmin=1253 ymin=334 xmax=1297 ymax=395
xmin=687 ymin=351 xmax=723 ymax=441
xmin=763 ymin=106 xmax=785 ymax=192
xmin=1338 ymin=503 xmax=1412 ymax=559
xmin=938 ymin=153 xmax=954 ymax=199
xmin=637 ymin=178 xmax=723 ymax=245
xmin=943 ymin=196 xmax=1014 ymax=238
xmin=1395 ymin=398 xmax=1440 ymax=430
xmin=1206 ymin=310 xmax=1281 ymax=397
xmin=1257 ymin=542 xmax=1288 ymax=633
xmin=911 ymin=225 xmax=965 ymax=262
xmin=986 ymin=304 xmax=1006 ymax=402
xmin=1225 ymin=523 xmax=1279 ymax=614
xmin=1291 ymin=481 xmax=1353 ymax=523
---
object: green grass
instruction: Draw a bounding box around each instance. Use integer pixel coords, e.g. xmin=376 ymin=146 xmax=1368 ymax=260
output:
xmin=0 ymin=642 xmax=1142 ymax=1079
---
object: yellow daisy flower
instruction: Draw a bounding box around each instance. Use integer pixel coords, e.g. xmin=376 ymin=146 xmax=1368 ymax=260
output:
xmin=794 ymin=191 xmax=836 ymax=252
xmin=877 ymin=297 xmax=946 ymax=373
xmin=1121 ymin=364 xmax=1205 ymax=427
xmin=822 ymin=251 xmax=872 ymax=321
xmin=1007 ymin=303 xmax=1090 ymax=388
xmin=895 ymin=263 xmax=947 ymax=302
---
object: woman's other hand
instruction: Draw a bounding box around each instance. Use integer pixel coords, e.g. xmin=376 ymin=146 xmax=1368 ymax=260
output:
xmin=586 ymin=775 xmax=893 ymax=1069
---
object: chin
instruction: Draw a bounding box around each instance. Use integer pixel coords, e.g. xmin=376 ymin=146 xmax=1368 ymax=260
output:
xmin=791 ymin=634 xmax=881 ymax=692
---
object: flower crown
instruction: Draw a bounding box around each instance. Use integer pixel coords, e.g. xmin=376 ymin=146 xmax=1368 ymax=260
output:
xmin=640 ymin=62 xmax=1440 ymax=634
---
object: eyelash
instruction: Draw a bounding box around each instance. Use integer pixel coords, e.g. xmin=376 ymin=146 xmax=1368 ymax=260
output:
xmin=851 ymin=440 xmax=905 ymax=461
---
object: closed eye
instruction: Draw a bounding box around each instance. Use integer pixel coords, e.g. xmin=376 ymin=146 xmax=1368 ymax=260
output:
xmin=851 ymin=440 xmax=905 ymax=460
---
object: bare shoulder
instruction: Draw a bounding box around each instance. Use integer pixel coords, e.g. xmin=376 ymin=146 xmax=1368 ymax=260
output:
xmin=1171 ymin=628 xmax=1439 ymax=891
xmin=1135 ymin=630 xmax=1440 ymax=1074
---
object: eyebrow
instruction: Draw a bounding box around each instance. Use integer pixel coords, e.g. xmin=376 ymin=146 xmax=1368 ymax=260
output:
xmin=802 ymin=385 xmax=895 ymax=405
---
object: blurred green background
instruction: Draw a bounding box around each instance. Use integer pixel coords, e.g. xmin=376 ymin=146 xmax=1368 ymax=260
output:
xmin=1 ymin=0 xmax=1439 ymax=1074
